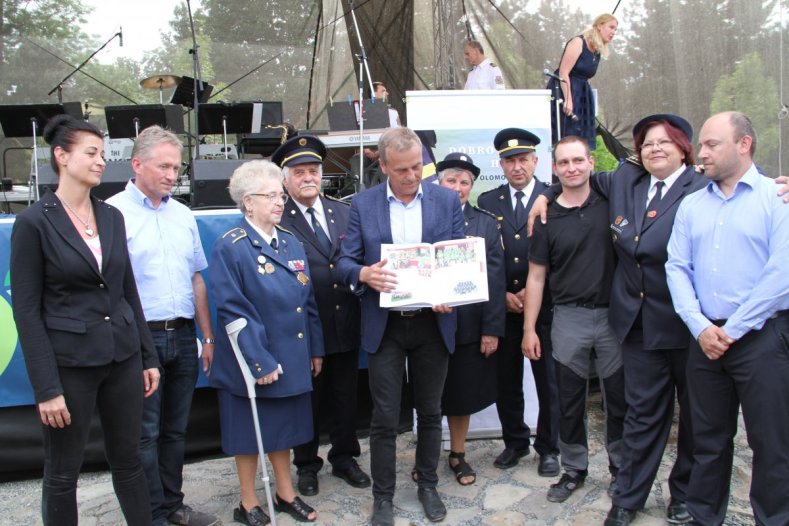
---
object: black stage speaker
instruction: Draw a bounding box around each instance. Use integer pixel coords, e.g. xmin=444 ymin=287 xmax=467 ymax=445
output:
xmin=37 ymin=162 xmax=132 ymax=201
xmin=191 ymin=159 xmax=245 ymax=209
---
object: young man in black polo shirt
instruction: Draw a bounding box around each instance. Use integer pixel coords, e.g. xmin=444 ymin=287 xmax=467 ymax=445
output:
xmin=521 ymin=136 xmax=625 ymax=503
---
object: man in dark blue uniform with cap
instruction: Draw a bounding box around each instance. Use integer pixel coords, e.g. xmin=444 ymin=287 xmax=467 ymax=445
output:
xmin=271 ymin=136 xmax=371 ymax=497
xmin=477 ymin=128 xmax=560 ymax=476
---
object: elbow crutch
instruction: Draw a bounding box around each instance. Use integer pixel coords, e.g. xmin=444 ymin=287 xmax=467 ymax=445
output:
xmin=225 ymin=317 xmax=281 ymax=526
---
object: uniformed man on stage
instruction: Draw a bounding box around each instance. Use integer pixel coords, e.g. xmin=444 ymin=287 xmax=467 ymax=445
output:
xmin=271 ymin=136 xmax=371 ymax=498
xmin=476 ymin=128 xmax=560 ymax=475
xmin=464 ymin=40 xmax=506 ymax=90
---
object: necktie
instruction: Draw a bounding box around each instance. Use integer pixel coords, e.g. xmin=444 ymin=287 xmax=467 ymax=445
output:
xmin=270 ymin=238 xmax=278 ymax=251
xmin=307 ymin=207 xmax=332 ymax=253
xmin=645 ymin=181 xmax=665 ymax=221
xmin=514 ymin=191 xmax=526 ymax=226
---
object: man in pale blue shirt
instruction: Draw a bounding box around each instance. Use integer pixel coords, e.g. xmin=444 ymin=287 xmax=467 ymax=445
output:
xmin=666 ymin=111 xmax=789 ymax=525
xmin=107 ymin=126 xmax=218 ymax=526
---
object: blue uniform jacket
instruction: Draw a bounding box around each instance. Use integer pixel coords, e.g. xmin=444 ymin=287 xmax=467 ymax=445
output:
xmin=208 ymin=219 xmax=324 ymax=399
xmin=336 ymin=182 xmax=465 ymax=354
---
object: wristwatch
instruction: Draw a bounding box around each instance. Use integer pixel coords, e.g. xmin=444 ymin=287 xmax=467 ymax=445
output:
xmin=202 ymin=337 xmax=215 ymax=344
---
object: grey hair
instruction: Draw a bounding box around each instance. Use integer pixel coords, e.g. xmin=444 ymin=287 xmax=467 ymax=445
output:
xmin=282 ymin=164 xmax=323 ymax=179
xmin=131 ymin=125 xmax=183 ymax=160
xmin=437 ymin=167 xmax=475 ymax=184
xmin=378 ymin=127 xmax=422 ymax=165
xmin=228 ymin=160 xmax=284 ymax=212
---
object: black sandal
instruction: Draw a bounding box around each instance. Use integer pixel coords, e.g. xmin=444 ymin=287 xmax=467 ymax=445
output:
xmin=273 ymin=494 xmax=316 ymax=522
xmin=449 ymin=451 xmax=476 ymax=485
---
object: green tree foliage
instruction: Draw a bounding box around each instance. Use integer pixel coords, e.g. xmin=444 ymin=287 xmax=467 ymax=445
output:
xmin=710 ymin=52 xmax=780 ymax=173
xmin=0 ymin=0 xmax=94 ymax=103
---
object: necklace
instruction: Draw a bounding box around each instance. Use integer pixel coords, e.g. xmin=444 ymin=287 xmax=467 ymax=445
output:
xmin=60 ymin=197 xmax=95 ymax=237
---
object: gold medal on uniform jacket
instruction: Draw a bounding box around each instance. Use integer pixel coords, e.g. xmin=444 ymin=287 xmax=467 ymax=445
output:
xmin=297 ymin=272 xmax=309 ymax=286
xmin=264 ymin=263 xmax=275 ymax=274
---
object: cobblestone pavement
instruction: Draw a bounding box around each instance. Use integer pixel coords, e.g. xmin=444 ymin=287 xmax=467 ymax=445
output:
xmin=0 ymin=393 xmax=755 ymax=525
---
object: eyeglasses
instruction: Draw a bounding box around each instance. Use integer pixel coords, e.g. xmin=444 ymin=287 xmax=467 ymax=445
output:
xmin=249 ymin=192 xmax=289 ymax=204
xmin=640 ymin=138 xmax=674 ymax=152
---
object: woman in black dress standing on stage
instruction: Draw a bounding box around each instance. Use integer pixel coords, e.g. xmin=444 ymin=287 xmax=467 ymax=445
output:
xmin=547 ymin=13 xmax=618 ymax=148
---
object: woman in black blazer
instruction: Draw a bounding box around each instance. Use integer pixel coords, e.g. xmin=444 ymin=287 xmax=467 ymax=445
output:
xmin=10 ymin=115 xmax=160 ymax=526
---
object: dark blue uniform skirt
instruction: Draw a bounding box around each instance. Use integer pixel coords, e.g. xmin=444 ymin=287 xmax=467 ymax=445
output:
xmin=217 ymin=389 xmax=313 ymax=455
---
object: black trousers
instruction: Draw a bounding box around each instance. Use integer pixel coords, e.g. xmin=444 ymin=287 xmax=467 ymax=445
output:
xmin=41 ymin=354 xmax=150 ymax=526
xmin=613 ymin=328 xmax=693 ymax=510
xmin=293 ymin=349 xmax=363 ymax=472
xmin=495 ymin=313 xmax=559 ymax=455
xmin=686 ymin=314 xmax=789 ymax=526
xmin=368 ymin=311 xmax=449 ymax=500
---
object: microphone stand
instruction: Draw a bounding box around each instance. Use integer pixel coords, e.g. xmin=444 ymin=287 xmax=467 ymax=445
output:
xmin=348 ymin=0 xmax=375 ymax=185
xmin=186 ymin=0 xmax=203 ymax=160
xmin=47 ymin=31 xmax=122 ymax=103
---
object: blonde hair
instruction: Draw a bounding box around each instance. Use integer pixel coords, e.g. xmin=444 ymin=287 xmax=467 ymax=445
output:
xmin=583 ymin=13 xmax=617 ymax=59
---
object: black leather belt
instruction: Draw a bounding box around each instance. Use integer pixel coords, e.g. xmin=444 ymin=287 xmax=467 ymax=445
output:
xmin=392 ymin=308 xmax=426 ymax=318
xmin=147 ymin=317 xmax=192 ymax=331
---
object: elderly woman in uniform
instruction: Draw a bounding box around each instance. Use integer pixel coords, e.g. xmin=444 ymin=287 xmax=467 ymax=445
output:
xmin=209 ymin=160 xmax=324 ymax=525
xmin=437 ymin=153 xmax=505 ymax=485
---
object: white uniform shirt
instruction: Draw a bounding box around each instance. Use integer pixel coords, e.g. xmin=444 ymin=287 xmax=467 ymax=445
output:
xmin=464 ymin=58 xmax=506 ymax=90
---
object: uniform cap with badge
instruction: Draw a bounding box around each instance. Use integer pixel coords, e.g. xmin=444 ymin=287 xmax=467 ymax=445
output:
xmin=436 ymin=152 xmax=481 ymax=179
xmin=271 ymin=135 xmax=327 ymax=168
xmin=632 ymin=114 xmax=693 ymax=141
xmin=493 ymin=128 xmax=541 ymax=159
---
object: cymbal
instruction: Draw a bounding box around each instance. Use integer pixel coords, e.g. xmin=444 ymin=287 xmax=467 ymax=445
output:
xmin=139 ymin=75 xmax=182 ymax=90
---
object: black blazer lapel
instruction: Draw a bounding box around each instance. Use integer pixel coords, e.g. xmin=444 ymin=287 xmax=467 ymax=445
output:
xmin=633 ymin=175 xmax=650 ymax=234
xmin=322 ymin=196 xmax=342 ymax=259
xmin=94 ymin=198 xmax=115 ymax=275
xmin=41 ymin=193 xmax=102 ymax=276
xmin=283 ymin=200 xmax=329 ymax=257
xmin=463 ymin=204 xmax=476 ymax=235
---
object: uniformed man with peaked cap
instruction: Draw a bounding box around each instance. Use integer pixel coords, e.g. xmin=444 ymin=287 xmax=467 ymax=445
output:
xmin=476 ymin=127 xmax=561 ymax=476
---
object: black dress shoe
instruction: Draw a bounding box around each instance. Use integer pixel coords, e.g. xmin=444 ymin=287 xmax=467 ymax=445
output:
xmin=667 ymin=498 xmax=693 ymax=524
xmin=537 ymin=453 xmax=560 ymax=477
xmin=297 ymin=470 xmax=319 ymax=496
xmin=233 ymin=502 xmax=271 ymax=526
xmin=371 ymin=499 xmax=394 ymax=526
xmin=604 ymin=505 xmax=636 ymax=526
xmin=417 ymin=487 xmax=447 ymax=522
xmin=273 ymin=494 xmax=316 ymax=522
xmin=493 ymin=447 xmax=529 ymax=469
xmin=332 ymin=459 xmax=371 ymax=488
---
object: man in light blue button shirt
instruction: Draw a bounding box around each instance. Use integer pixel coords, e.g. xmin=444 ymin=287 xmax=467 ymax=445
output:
xmin=107 ymin=126 xmax=218 ymax=526
xmin=666 ymin=112 xmax=789 ymax=526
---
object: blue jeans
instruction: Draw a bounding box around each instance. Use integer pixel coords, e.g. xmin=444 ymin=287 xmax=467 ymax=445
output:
xmin=140 ymin=323 xmax=199 ymax=523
